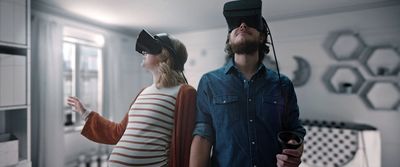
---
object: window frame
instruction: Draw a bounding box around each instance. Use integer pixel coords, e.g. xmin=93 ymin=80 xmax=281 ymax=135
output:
xmin=62 ymin=28 xmax=104 ymax=132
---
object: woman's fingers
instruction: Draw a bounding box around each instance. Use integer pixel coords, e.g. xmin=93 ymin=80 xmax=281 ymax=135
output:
xmin=67 ymin=96 xmax=86 ymax=114
xmin=67 ymin=99 xmax=77 ymax=106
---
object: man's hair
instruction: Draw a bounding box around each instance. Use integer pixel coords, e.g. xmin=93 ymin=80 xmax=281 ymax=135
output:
xmin=156 ymin=37 xmax=187 ymax=88
xmin=224 ymin=32 xmax=270 ymax=64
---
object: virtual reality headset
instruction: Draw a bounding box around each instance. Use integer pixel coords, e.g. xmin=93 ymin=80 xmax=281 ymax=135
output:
xmin=135 ymin=29 xmax=183 ymax=71
xmin=223 ymin=0 xmax=264 ymax=32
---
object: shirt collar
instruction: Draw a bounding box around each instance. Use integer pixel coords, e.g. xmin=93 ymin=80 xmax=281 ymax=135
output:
xmin=223 ymin=58 xmax=236 ymax=74
xmin=224 ymin=58 xmax=267 ymax=76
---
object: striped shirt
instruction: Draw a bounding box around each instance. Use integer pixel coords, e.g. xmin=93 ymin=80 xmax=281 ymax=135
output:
xmin=108 ymin=84 xmax=181 ymax=167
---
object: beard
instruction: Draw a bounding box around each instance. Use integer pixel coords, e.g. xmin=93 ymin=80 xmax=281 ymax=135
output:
xmin=229 ymin=37 xmax=259 ymax=55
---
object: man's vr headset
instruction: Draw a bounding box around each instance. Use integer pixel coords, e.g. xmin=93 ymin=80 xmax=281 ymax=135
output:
xmin=223 ymin=0 xmax=265 ymax=33
xmin=135 ymin=29 xmax=183 ymax=71
xmin=224 ymin=1 xmax=303 ymax=149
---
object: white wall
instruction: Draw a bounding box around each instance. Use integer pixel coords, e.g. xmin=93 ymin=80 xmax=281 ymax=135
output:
xmin=174 ymin=5 xmax=400 ymax=167
xmin=174 ymin=29 xmax=227 ymax=88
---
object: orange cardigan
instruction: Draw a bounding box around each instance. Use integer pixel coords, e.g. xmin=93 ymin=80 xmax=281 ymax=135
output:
xmin=81 ymin=85 xmax=197 ymax=167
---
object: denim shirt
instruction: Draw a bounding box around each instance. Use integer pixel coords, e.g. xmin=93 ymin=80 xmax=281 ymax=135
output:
xmin=193 ymin=59 xmax=306 ymax=167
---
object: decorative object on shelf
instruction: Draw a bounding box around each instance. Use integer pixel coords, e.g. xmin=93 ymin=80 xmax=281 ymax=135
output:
xmin=323 ymin=30 xmax=366 ymax=61
xmin=360 ymin=45 xmax=400 ymax=77
xmin=64 ymin=110 xmax=76 ymax=126
xmin=360 ymin=81 xmax=400 ymax=110
xmin=292 ymin=56 xmax=311 ymax=87
xmin=339 ymin=82 xmax=354 ymax=94
xmin=0 ymin=133 xmax=18 ymax=167
xmin=323 ymin=66 xmax=365 ymax=94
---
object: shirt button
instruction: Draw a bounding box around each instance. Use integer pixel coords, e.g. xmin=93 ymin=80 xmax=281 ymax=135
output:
xmin=273 ymin=101 xmax=277 ymax=104
xmin=254 ymin=165 xmax=257 ymax=167
xmin=252 ymin=142 xmax=255 ymax=145
xmin=248 ymin=98 xmax=252 ymax=102
xmin=243 ymin=80 xmax=246 ymax=83
xmin=249 ymin=119 xmax=253 ymax=123
xmin=223 ymin=100 xmax=226 ymax=103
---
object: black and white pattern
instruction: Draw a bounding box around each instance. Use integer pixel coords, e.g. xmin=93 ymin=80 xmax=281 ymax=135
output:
xmin=301 ymin=120 xmax=376 ymax=167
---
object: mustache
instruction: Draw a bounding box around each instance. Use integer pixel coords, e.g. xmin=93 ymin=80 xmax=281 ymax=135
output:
xmin=235 ymin=29 xmax=251 ymax=36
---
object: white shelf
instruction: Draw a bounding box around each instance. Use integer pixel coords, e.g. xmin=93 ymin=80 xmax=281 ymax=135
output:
xmin=0 ymin=105 xmax=28 ymax=112
xmin=0 ymin=41 xmax=27 ymax=49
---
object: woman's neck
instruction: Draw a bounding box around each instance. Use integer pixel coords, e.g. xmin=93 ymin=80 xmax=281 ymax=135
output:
xmin=150 ymin=69 xmax=161 ymax=85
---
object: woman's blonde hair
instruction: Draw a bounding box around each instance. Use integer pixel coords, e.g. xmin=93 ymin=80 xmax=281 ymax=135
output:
xmin=156 ymin=37 xmax=188 ymax=88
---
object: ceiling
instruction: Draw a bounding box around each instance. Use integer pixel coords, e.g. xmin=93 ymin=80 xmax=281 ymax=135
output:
xmin=33 ymin=0 xmax=397 ymax=35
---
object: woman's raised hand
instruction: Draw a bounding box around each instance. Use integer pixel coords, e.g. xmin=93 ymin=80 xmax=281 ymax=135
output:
xmin=67 ymin=96 xmax=87 ymax=114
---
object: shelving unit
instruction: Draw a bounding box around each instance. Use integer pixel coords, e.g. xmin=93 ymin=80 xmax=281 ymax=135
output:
xmin=0 ymin=0 xmax=31 ymax=166
xmin=323 ymin=30 xmax=400 ymax=111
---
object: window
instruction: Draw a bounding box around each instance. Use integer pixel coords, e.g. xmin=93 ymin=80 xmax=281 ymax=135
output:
xmin=62 ymin=27 xmax=104 ymax=131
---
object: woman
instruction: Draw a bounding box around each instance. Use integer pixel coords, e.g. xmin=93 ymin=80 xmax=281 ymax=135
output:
xmin=67 ymin=29 xmax=196 ymax=167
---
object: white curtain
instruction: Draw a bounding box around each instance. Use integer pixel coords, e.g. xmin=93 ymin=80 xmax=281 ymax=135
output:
xmin=31 ymin=14 xmax=64 ymax=167
xmin=102 ymin=35 xmax=124 ymax=121
xmin=103 ymin=35 xmax=145 ymax=121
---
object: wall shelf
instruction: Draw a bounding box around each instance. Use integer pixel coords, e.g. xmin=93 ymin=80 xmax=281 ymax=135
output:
xmin=0 ymin=41 xmax=28 ymax=49
xmin=323 ymin=66 xmax=365 ymax=94
xmin=0 ymin=105 xmax=28 ymax=112
xmin=360 ymin=45 xmax=400 ymax=77
xmin=360 ymin=81 xmax=400 ymax=110
xmin=324 ymin=30 xmax=366 ymax=61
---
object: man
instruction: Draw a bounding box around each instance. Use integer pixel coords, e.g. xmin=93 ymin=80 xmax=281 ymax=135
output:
xmin=190 ymin=0 xmax=306 ymax=167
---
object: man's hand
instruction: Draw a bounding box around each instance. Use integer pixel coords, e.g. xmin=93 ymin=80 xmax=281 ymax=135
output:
xmin=276 ymin=140 xmax=303 ymax=167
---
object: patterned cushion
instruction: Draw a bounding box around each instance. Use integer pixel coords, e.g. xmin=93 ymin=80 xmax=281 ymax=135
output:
xmin=301 ymin=120 xmax=376 ymax=167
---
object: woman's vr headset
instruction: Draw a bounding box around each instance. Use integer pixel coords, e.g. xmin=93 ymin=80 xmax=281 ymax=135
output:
xmin=135 ymin=29 xmax=183 ymax=71
xmin=223 ymin=0 xmax=265 ymax=32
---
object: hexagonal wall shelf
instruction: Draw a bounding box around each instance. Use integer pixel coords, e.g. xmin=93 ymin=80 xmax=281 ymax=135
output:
xmin=360 ymin=81 xmax=400 ymax=110
xmin=323 ymin=66 xmax=365 ymax=94
xmin=324 ymin=31 xmax=366 ymax=61
xmin=361 ymin=45 xmax=400 ymax=76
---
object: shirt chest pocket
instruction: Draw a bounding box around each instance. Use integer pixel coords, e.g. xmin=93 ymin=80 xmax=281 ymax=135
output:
xmin=258 ymin=95 xmax=285 ymax=129
xmin=212 ymin=95 xmax=240 ymax=126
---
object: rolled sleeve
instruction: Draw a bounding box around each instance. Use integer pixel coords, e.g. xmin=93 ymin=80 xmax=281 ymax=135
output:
xmin=192 ymin=75 xmax=215 ymax=144
xmin=193 ymin=123 xmax=214 ymax=143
